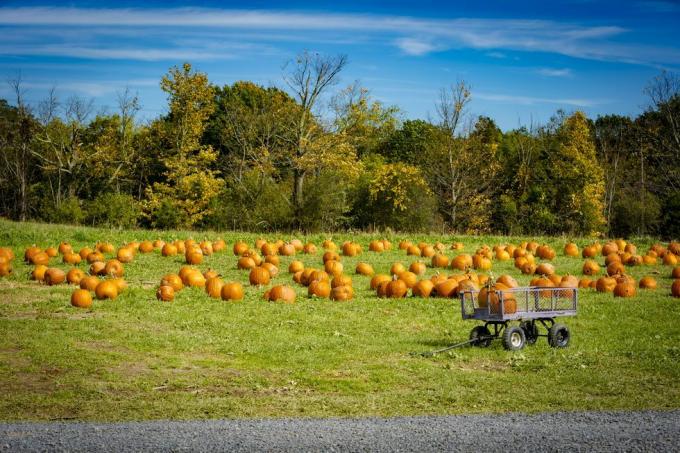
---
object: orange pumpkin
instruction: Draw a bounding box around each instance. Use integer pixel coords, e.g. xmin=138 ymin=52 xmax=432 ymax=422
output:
xmin=399 ymin=271 xmax=418 ymax=289
xmin=613 ymin=282 xmax=636 ymax=298
xmin=249 ymin=267 xmax=271 ymax=286
xmin=308 ymin=280 xmax=331 ymax=298
xmin=71 ymin=289 xmax=93 ymax=308
xmin=221 ymin=282 xmax=244 ymax=301
xmin=44 ymin=268 xmax=66 ymax=286
xmin=79 ymin=276 xmax=100 ymax=291
xmin=66 ymin=268 xmax=85 ymax=285
xmin=672 ymin=279 xmax=680 ymax=298
xmin=63 ymin=252 xmax=82 ymax=265
xmin=330 ymin=285 xmax=353 ymax=301
xmin=161 ymin=274 xmax=183 ymax=291
xmin=264 ymin=285 xmax=296 ymax=303
xmin=95 ymin=280 xmax=118 ymax=300
xmin=156 ymin=285 xmax=174 ymax=302
xmin=117 ymin=247 xmax=135 ymax=263
xmin=386 ymin=278 xmax=408 ymax=298
xmin=162 ymin=243 xmax=178 ymax=257
xmin=355 ymin=262 xmax=374 ymax=276
xmin=233 ymin=241 xmax=249 ymax=256
xmin=139 ymin=241 xmax=154 ymax=253
xmin=582 ymin=260 xmax=600 ymax=276
xmin=390 ymin=262 xmax=406 ymax=276
xmin=638 ymin=276 xmax=657 ymax=289
xmin=409 ymin=261 xmax=427 ymax=275
xmin=596 ymin=277 xmax=617 ymax=293
xmin=104 ymin=259 xmax=124 ymax=278
xmin=289 ymin=260 xmax=305 ymax=273
xmin=370 ymin=274 xmax=391 ymax=290
xmin=31 ymin=264 xmax=48 ymax=281
xmin=205 ymin=277 xmax=224 ymax=298
xmin=412 ymin=280 xmax=434 ymax=298
xmin=331 ymin=274 xmax=352 ymax=289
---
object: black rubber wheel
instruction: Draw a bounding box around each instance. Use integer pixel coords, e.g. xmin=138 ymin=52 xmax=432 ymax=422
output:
xmin=520 ymin=321 xmax=538 ymax=345
xmin=502 ymin=326 xmax=526 ymax=351
xmin=469 ymin=326 xmax=492 ymax=347
xmin=548 ymin=323 xmax=570 ymax=348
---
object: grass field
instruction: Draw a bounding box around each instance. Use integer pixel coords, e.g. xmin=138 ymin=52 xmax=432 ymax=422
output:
xmin=1 ymin=219 xmax=679 ymax=421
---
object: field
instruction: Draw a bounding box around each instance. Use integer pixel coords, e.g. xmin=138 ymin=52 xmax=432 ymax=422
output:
xmin=0 ymin=219 xmax=679 ymax=422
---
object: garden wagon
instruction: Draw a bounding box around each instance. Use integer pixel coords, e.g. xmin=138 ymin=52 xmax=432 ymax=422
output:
xmin=459 ymin=286 xmax=578 ymax=350
xmin=420 ymin=285 xmax=578 ymax=355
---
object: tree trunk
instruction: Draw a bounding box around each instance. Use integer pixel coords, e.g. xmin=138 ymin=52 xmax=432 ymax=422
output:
xmin=293 ymin=168 xmax=305 ymax=217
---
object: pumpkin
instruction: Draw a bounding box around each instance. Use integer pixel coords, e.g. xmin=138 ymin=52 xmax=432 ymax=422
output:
xmin=355 ymin=262 xmax=374 ymax=276
xmin=279 ymin=243 xmax=296 ymax=256
xmin=382 ymin=240 xmax=392 ymax=250
xmin=520 ymin=262 xmax=537 ymax=275
xmin=430 ymin=273 xmax=448 ymax=285
xmin=96 ymin=242 xmax=115 ymax=254
xmin=412 ymin=280 xmax=434 ymax=298
xmin=24 ymin=246 xmax=42 ymax=263
xmin=602 ymin=242 xmax=619 ymax=256
xmin=322 ymin=251 xmax=340 ymax=263
xmin=104 ymin=259 xmax=124 ymax=278
xmin=605 ymin=253 xmax=621 ymax=266
xmin=370 ymin=274 xmax=391 ymax=290
xmin=663 ymin=253 xmax=678 ymax=266
xmin=260 ymin=262 xmax=278 ymax=278
xmin=303 ymin=243 xmax=317 ymax=254
xmin=66 ymin=268 xmax=85 ymax=285
xmin=237 ymin=256 xmax=256 ymax=270
xmin=578 ymin=278 xmax=592 ymax=288
xmin=451 ymin=254 xmax=472 ymax=271
xmin=183 ymin=270 xmax=205 ymax=288
xmin=221 ymin=282 xmax=244 ymax=301
xmin=398 ymin=271 xmax=417 ymax=289
xmin=582 ymin=245 xmax=597 ymax=258
xmin=342 ymin=242 xmax=361 ymax=257
xmin=79 ymin=276 xmax=100 ymax=291
xmin=672 ymin=267 xmax=680 ymax=279
xmin=596 ymin=277 xmax=617 ymax=293
xmin=532 ymin=277 xmax=555 ymax=297
xmin=434 ymin=279 xmax=459 ymax=298
xmin=431 ymin=254 xmax=449 ymax=268
xmin=451 ymin=242 xmax=464 ymax=250
xmin=496 ymin=275 xmax=518 ymax=288
xmin=156 ymin=285 xmax=174 ymax=302
xmin=117 ymin=247 xmax=135 ymax=263
xmin=249 ymin=267 xmax=271 ymax=286
xmin=199 ymin=241 xmax=213 ymax=256
xmin=95 ymin=280 xmax=118 ymax=300
xmin=582 ymin=260 xmax=600 ymax=276
xmin=369 ymin=240 xmax=385 ymax=252
xmin=31 ymin=252 xmax=50 ymax=266
xmin=331 ymin=274 xmax=352 ymax=289
xmin=162 ymin=243 xmax=178 ymax=257
xmin=153 ymin=240 xmax=165 ymax=249
xmin=44 ymin=247 xmax=58 ymax=258
xmin=614 ymin=282 xmax=636 ymax=298
xmin=264 ymin=285 xmax=296 ymax=303
xmin=289 ymin=261 xmax=305 ymax=273
xmin=670 ymin=242 xmax=680 ymax=255
xmin=535 ymin=263 xmax=555 ymax=276
xmin=421 ymin=246 xmax=436 ymax=258
xmin=78 ymin=247 xmax=93 ymax=260
xmin=160 ymin=274 xmax=183 ymax=291
xmin=31 ymin=264 xmax=49 ymax=281
xmin=265 ymin=254 xmax=280 ymax=266
xmin=564 ymin=243 xmax=579 ymax=257
xmin=205 ymin=277 xmax=224 ymax=298
xmin=409 ymin=261 xmax=427 ymax=275
xmin=398 ymin=240 xmax=412 ymax=250
xmin=390 ymin=262 xmax=406 ymax=276
xmin=62 ymin=252 xmax=81 ymax=265
xmin=56 ymin=242 xmax=71 ymax=255
xmin=330 ymin=285 xmax=353 ymax=301
xmin=89 ymin=261 xmax=106 ymax=276
xmin=642 ymin=255 xmax=657 ymax=265
xmin=322 ymin=240 xmax=337 ymax=250
xmin=536 ymin=245 xmax=556 ymax=260
xmin=211 ymin=239 xmax=226 ymax=253
xmin=71 ymin=289 xmax=93 ymax=308
xmin=139 ymin=241 xmax=154 ymax=253
xmin=376 ymin=281 xmax=390 ymax=298
xmin=290 ymin=239 xmax=304 ymax=251
xmin=325 ymin=260 xmax=344 ymax=276
xmin=308 ymin=280 xmax=331 ymax=298
xmin=607 ymin=262 xmax=625 ymax=276
xmin=495 ymin=249 xmax=511 ymax=261
xmin=386 ymin=277 xmax=408 ymax=298
xmin=406 ymin=245 xmax=421 ymax=257
xmin=672 ymin=279 xmax=680 ymax=298
xmin=185 ymin=250 xmax=203 ymax=265
xmin=260 ymin=243 xmax=277 ymax=257
xmin=86 ymin=252 xmax=104 ymax=264
xmin=308 ymin=270 xmax=330 ymax=285
xmin=638 ymin=276 xmax=657 ymax=289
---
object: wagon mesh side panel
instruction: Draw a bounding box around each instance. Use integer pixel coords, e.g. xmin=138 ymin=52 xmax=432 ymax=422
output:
xmin=460 ymin=287 xmax=577 ymax=321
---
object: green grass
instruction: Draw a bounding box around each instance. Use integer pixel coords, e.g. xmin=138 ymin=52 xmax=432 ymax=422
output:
xmin=0 ymin=218 xmax=679 ymax=421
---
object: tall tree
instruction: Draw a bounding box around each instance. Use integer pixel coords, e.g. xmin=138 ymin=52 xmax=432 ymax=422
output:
xmin=145 ymin=63 xmax=223 ymax=228
xmin=282 ymin=51 xmax=347 ymax=222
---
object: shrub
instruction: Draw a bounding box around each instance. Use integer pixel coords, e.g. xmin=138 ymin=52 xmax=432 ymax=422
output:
xmin=43 ymin=197 xmax=85 ymax=225
xmin=87 ymin=193 xmax=141 ymax=229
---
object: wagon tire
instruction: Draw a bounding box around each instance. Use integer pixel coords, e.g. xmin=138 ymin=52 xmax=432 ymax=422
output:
xmin=548 ymin=323 xmax=570 ymax=348
xmin=469 ymin=326 xmax=492 ymax=348
xmin=502 ymin=326 xmax=526 ymax=351
xmin=520 ymin=321 xmax=538 ymax=345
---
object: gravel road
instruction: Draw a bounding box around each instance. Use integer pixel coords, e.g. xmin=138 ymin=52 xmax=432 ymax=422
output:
xmin=1 ymin=410 xmax=678 ymax=452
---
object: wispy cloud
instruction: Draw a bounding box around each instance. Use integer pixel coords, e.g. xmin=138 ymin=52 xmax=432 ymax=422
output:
xmin=476 ymin=92 xmax=607 ymax=107
xmin=394 ymin=38 xmax=437 ymax=56
xmin=0 ymin=7 xmax=677 ymax=66
xmin=538 ymin=68 xmax=573 ymax=77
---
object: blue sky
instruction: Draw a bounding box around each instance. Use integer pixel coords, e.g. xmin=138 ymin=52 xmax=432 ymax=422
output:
xmin=1 ymin=1 xmax=679 ymax=130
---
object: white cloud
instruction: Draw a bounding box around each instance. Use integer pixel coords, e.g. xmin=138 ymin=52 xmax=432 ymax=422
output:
xmin=0 ymin=7 xmax=677 ymax=66
xmin=394 ymin=38 xmax=437 ymax=56
xmin=476 ymin=92 xmax=606 ymax=107
xmin=0 ymin=45 xmax=229 ymax=61
xmin=538 ymin=68 xmax=573 ymax=77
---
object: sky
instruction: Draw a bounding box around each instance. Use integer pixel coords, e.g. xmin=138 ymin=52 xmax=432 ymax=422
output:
xmin=1 ymin=1 xmax=679 ymax=130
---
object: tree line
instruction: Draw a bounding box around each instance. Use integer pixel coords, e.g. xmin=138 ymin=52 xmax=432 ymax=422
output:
xmin=1 ymin=53 xmax=678 ymax=238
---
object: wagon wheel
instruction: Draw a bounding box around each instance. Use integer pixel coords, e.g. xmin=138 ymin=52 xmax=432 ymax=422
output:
xmin=502 ymin=326 xmax=526 ymax=351
xmin=520 ymin=321 xmax=538 ymax=345
xmin=548 ymin=323 xmax=570 ymax=348
xmin=469 ymin=326 xmax=492 ymax=347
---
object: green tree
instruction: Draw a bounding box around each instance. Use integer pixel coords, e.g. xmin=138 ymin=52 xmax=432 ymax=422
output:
xmin=551 ymin=111 xmax=606 ymax=235
xmin=145 ymin=63 xmax=223 ymax=228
